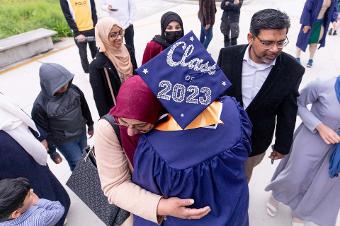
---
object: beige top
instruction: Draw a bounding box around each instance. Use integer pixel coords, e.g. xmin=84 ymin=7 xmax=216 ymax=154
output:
xmin=94 ymin=119 xmax=162 ymax=225
xmin=317 ymin=0 xmax=331 ymax=19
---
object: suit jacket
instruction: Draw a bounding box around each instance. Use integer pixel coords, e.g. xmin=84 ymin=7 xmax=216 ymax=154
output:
xmin=217 ymin=45 xmax=305 ymax=156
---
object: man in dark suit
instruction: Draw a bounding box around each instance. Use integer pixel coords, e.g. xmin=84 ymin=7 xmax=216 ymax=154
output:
xmin=218 ymin=9 xmax=305 ymax=182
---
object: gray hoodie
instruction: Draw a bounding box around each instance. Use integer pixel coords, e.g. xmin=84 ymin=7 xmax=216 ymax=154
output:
xmin=32 ymin=63 xmax=93 ymax=145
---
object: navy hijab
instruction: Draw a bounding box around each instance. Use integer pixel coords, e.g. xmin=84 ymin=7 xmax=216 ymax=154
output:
xmin=329 ymin=76 xmax=340 ymax=178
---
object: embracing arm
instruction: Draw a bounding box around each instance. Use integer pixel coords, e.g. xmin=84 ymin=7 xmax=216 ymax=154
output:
xmin=95 ymin=120 xmax=211 ymax=223
xmin=95 ymin=119 xmax=161 ymax=223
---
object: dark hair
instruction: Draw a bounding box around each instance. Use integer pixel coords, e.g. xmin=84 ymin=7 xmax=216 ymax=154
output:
xmin=250 ymin=9 xmax=290 ymax=36
xmin=0 ymin=178 xmax=31 ymax=221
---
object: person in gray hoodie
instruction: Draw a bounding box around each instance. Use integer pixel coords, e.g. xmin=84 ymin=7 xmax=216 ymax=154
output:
xmin=31 ymin=63 xmax=94 ymax=171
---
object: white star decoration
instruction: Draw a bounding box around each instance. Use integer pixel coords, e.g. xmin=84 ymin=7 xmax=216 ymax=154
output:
xmin=180 ymin=113 xmax=184 ymax=117
xmin=222 ymin=81 xmax=227 ymax=86
xmin=143 ymin=68 xmax=148 ymax=75
xmin=190 ymin=36 xmax=194 ymax=42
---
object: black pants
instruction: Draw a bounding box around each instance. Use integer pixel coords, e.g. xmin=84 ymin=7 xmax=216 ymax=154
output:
xmin=74 ymin=29 xmax=97 ymax=73
xmin=124 ymin=24 xmax=135 ymax=53
xmin=220 ymin=21 xmax=239 ymax=47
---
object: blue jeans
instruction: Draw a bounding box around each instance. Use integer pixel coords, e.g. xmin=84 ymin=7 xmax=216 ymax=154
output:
xmin=56 ymin=132 xmax=87 ymax=171
xmin=200 ymin=25 xmax=213 ymax=49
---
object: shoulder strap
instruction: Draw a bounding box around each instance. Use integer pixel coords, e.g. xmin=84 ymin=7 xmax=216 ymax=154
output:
xmin=103 ymin=67 xmax=117 ymax=106
xmin=102 ymin=114 xmax=122 ymax=146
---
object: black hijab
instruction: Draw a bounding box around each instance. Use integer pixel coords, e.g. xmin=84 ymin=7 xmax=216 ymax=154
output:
xmin=152 ymin=11 xmax=184 ymax=48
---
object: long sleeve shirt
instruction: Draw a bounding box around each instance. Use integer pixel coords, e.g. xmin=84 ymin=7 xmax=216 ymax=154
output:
xmin=60 ymin=0 xmax=98 ymax=35
xmin=0 ymin=199 xmax=64 ymax=226
xmin=101 ymin=0 xmax=136 ymax=29
xmin=95 ymin=119 xmax=162 ymax=225
xmin=297 ymin=77 xmax=340 ymax=133
xmin=241 ymin=46 xmax=276 ymax=109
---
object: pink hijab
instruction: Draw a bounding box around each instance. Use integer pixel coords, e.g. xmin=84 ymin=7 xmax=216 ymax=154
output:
xmin=108 ymin=76 xmax=163 ymax=164
xmin=95 ymin=17 xmax=133 ymax=82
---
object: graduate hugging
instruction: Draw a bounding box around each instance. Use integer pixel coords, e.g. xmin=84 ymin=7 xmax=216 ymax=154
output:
xmin=96 ymin=31 xmax=252 ymax=226
xmin=133 ymin=31 xmax=252 ymax=226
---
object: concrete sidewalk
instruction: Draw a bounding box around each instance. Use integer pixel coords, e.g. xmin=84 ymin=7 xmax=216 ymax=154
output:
xmin=0 ymin=0 xmax=339 ymax=225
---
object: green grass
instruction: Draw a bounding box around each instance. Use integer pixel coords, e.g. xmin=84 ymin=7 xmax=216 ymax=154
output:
xmin=0 ymin=0 xmax=72 ymax=41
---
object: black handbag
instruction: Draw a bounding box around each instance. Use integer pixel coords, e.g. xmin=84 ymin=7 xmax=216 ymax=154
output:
xmin=66 ymin=114 xmax=130 ymax=226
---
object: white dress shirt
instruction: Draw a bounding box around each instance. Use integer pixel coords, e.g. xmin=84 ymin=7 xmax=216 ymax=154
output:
xmin=101 ymin=0 xmax=136 ymax=29
xmin=242 ymin=46 xmax=276 ymax=109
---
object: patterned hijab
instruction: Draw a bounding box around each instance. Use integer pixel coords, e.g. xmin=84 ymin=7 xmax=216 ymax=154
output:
xmin=108 ymin=76 xmax=163 ymax=164
xmin=95 ymin=17 xmax=133 ymax=82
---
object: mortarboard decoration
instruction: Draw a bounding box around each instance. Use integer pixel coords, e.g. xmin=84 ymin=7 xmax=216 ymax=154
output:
xmin=136 ymin=31 xmax=231 ymax=129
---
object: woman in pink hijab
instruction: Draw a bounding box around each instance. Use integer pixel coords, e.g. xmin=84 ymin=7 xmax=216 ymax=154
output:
xmin=95 ymin=76 xmax=211 ymax=226
xmin=89 ymin=17 xmax=137 ymax=117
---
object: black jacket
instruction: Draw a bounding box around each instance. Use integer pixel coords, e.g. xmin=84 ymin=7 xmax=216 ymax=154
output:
xmin=32 ymin=85 xmax=93 ymax=145
xmin=60 ymin=0 xmax=97 ymax=36
xmin=32 ymin=63 xmax=93 ymax=145
xmin=89 ymin=46 xmax=137 ymax=117
xmin=217 ymin=45 xmax=305 ymax=156
xmin=221 ymin=0 xmax=243 ymax=23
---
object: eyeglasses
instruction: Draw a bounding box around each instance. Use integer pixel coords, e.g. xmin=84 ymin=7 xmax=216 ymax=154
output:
xmin=114 ymin=120 xmax=151 ymax=133
xmin=255 ymin=36 xmax=289 ymax=49
xmin=108 ymin=30 xmax=124 ymax=39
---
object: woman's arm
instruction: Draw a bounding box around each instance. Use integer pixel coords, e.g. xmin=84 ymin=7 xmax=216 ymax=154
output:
xmin=297 ymin=80 xmax=322 ymax=132
xmin=298 ymin=79 xmax=340 ymax=144
xmin=95 ymin=120 xmax=211 ymax=223
xmin=95 ymin=119 xmax=161 ymax=223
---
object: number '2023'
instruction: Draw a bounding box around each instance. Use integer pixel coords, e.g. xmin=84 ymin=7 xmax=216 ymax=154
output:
xmin=157 ymin=80 xmax=212 ymax=105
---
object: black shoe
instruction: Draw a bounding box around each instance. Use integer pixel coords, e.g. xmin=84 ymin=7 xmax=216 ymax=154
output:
xmin=328 ymin=28 xmax=333 ymax=35
xmin=48 ymin=151 xmax=63 ymax=164
xmin=333 ymin=30 xmax=337 ymax=36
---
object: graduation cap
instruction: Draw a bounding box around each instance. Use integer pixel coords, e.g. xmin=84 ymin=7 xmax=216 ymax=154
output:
xmin=136 ymin=31 xmax=231 ymax=129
